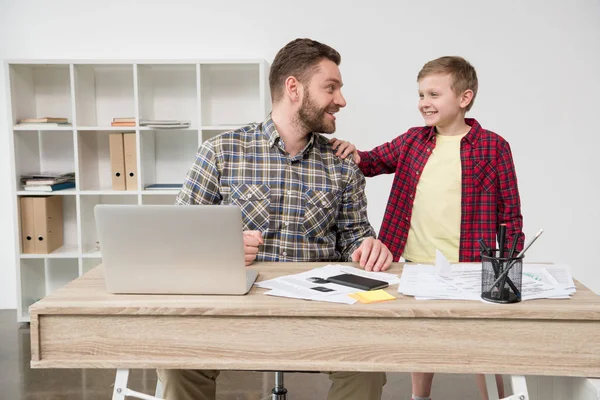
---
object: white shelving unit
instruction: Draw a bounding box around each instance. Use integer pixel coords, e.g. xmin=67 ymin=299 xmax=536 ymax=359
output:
xmin=5 ymin=60 xmax=271 ymax=322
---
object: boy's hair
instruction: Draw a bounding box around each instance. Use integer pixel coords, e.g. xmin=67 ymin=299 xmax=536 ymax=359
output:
xmin=417 ymin=56 xmax=478 ymax=111
xmin=269 ymin=38 xmax=341 ymax=102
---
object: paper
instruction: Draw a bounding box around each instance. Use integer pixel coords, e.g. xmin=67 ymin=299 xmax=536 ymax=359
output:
xmin=398 ymin=262 xmax=577 ymax=301
xmin=349 ymin=289 xmax=396 ymax=304
xmin=435 ymin=249 xmax=453 ymax=278
xmin=256 ymin=264 xmax=401 ymax=304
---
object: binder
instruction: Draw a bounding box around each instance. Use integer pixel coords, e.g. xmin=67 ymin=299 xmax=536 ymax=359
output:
xmin=19 ymin=197 xmax=35 ymax=253
xmin=109 ymin=133 xmax=126 ymax=190
xmin=123 ymin=132 xmax=138 ymax=190
xmin=20 ymin=196 xmax=64 ymax=254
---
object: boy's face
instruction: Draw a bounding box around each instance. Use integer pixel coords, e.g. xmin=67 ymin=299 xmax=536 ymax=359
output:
xmin=297 ymin=59 xmax=347 ymax=134
xmin=418 ymin=73 xmax=466 ymax=128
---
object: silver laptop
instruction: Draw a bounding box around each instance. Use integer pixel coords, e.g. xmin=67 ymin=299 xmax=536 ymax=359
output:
xmin=94 ymin=204 xmax=258 ymax=295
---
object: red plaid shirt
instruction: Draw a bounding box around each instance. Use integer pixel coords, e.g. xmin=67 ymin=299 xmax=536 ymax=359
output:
xmin=357 ymin=118 xmax=524 ymax=262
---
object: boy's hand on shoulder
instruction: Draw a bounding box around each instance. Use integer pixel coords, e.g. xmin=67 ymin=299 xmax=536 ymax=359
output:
xmin=328 ymin=138 xmax=361 ymax=164
xmin=352 ymin=238 xmax=393 ymax=272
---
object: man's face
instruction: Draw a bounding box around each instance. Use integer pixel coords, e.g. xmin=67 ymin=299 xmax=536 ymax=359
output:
xmin=297 ymin=59 xmax=346 ymax=134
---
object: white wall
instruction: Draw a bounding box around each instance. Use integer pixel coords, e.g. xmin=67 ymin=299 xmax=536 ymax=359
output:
xmin=1 ymin=0 xmax=599 ymax=312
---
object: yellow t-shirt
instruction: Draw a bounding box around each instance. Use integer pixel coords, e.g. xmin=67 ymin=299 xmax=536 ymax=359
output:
xmin=403 ymin=133 xmax=466 ymax=263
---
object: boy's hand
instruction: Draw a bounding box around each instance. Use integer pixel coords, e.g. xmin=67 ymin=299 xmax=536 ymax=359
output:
xmin=352 ymin=238 xmax=393 ymax=272
xmin=243 ymin=230 xmax=263 ymax=266
xmin=329 ymin=138 xmax=361 ymax=164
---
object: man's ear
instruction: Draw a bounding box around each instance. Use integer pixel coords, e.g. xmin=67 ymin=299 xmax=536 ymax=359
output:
xmin=460 ymin=89 xmax=474 ymax=110
xmin=284 ymin=76 xmax=302 ymax=103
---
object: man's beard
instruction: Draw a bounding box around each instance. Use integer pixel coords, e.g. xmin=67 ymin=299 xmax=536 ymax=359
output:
xmin=297 ymin=89 xmax=337 ymax=134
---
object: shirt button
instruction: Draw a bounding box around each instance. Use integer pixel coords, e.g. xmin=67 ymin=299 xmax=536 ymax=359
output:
xmin=427 ymin=148 xmax=431 ymax=152
xmin=284 ymin=221 xmax=289 ymax=226
xmin=287 ymin=190 xmax=292 ymax=195
xmin=321 ymin=201 xmax=326 ymax=206
xmin=409 ymin=194 xmax=414 ymax=198
xmin=416 ymin=171 xmax=419 ymax=175
xmin=246 ymin=194 xmax=252 ymax=199
xmin=282 ymin=251 xmax=287 ymax=257
xmin=405 ymin=217 xmax=409 ymax=221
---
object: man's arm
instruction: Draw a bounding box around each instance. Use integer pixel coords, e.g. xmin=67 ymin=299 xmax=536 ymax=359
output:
xmin=175 ymin=141 xmax=263 ymax=265
xmin=337 ymin=162 xmax=393 ymax=271
xmin=496 ymin=140 xmax=525 ymax=252
xmin=175 ymin=142 xmax=222 ymax=206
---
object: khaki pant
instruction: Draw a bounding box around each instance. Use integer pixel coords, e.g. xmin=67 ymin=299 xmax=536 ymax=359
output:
xmin=157 ymin=369 xmax=386 ymax=400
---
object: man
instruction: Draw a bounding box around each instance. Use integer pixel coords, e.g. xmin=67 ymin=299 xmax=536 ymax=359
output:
xmin=159 ymin=38 xmax=391 ymax=400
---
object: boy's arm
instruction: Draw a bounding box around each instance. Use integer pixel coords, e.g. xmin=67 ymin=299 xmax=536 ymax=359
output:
xmin=175 ymin=142 xmax=222 ymax=206
xmin=357 ymin=133 xmax=406 ymax=177
xmin=336 ymin=163 xmax=377 ymax=260
xmin=497 ymin=140 xmax=526 ymax=251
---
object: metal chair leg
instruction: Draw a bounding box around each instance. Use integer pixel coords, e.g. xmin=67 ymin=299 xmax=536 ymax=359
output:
xmin=271 ymin=371 xmax=288 ymax=400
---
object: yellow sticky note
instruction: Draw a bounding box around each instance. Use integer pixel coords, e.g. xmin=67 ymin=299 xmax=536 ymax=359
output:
xmin=348 ymin=289 xmax=396 ymax=304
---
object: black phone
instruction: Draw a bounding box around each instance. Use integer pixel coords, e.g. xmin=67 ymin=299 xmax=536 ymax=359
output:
xmin=326 ymin=273 xmax=389 ymax=291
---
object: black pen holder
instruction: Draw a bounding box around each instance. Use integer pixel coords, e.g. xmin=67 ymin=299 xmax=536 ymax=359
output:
xmin=481 ymin=250 xmax=524 ymax=304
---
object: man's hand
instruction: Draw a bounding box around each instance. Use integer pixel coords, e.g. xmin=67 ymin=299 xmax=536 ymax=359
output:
xmin=351 ymin=238 xmax=393 ymax=272
xmin=243 ymin=230 xmax=263 ymax=266
xmin=329 ymin=138 xmax=361 ymax=164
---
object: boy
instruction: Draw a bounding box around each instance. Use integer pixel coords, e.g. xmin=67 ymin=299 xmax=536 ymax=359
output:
xmin=330 ymin=56 xmax=524 ymax=400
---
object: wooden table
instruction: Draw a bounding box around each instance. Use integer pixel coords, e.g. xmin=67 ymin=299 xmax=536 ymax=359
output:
xmin=29 ymin=262 xmax=600 ymax=398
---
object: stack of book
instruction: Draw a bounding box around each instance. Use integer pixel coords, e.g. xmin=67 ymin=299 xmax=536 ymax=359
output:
xmin=140 ymin=119 xmax=190 ymax=129
xmin=21 ymin=172 xmax=76 ymax=192
xmin=111 ymin=117 xmax=136 ymax=127
xmin=16 ymin=117 xmax=71 ymax=128
xmin=144 ymin=183 xmax=183 ymax=190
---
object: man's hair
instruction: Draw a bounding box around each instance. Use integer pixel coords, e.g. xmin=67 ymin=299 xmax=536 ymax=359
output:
xmin=417 ymin=56 xmax=478 ymax=111
xmin=269 ymin=38 xmax=341 ymax=102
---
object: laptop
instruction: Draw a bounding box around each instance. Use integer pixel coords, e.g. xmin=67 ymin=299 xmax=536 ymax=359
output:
xmin=94 ymin=204 xmax=258 ymax=295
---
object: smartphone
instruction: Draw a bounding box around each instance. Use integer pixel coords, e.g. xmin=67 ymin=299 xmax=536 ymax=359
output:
xmin=326 ymin=273 xmax=389 ymax=291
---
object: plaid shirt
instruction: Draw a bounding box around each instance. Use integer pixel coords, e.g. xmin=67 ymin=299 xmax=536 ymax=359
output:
xmin=176 ymin=116 xmax=376 ymax=262
xmin=358 ymin=118 xmax=524 ymax=262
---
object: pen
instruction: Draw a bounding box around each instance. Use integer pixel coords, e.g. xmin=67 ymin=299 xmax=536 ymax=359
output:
xmin=478 ymin=238 xmax=492 ymax=256
xmin=508 ymin=232 xmax=520 ymax=259
xmin=498 ymin=223 xmax=506 ymax=259
xmin=489 ymin=229 xmax=544 ymax=291
xmin=478 ymin=238 xmax=499 ymax=279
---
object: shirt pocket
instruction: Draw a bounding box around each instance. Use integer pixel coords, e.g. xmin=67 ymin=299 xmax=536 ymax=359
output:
xmin=302 ymin=189 xmax=338 ymax=237
xmin=230 ymin=183 xmax=270 ymax=231
xmin=473 ymin=160 xmax=497 ymax=192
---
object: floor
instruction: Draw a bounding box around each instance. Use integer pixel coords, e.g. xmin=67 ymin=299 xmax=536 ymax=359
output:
xmin=0 ymin=309 xmax=495 ymax=400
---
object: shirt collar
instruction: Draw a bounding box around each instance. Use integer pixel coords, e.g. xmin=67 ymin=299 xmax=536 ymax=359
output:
xmin=424 ymin=118 xmax=482 ymax=147
xmin=262 ymin=114 xmax=317 ymax=154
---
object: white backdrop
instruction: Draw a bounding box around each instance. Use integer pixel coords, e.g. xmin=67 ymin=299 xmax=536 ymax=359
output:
xmin=1 ymin=0 xmax=599 ymax=310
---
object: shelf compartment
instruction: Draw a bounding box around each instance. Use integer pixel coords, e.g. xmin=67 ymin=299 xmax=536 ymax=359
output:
xmin=137 ymin=64 xmax=198 ymax=128
xmin=200 ymin=63 xmax=261 ymax=126
xmin=140 ymin=129 xmax=197 ymax=190
xmin=13 ymin=130 xmax=76 ymax=192
xmin=19 ymin=259 xmax=46 ymax=320
xmin=74 ymin=65 xmax=135 ymax=127
xmin=77 ymin=130 xmax=138 ymax=191
xmin=9 ymin=64 xmax=73 ymax=126
xmin=81 ymin=258 xmax=103 ymax=274
xmin=18 ymin=194 xmax=78 ymax=257
xmin=45 ymin=258 xmax=79 ymax=293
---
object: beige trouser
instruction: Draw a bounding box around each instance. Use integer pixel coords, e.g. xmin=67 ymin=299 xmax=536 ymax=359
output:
xmin=156 ymin=369 xmax=386 ymax=400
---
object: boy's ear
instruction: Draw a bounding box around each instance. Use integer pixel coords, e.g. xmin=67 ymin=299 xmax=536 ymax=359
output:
xmin=284 ymin=76 xmax=303 ymax=103
xmin=460 ymin=89 xmax=474 ymax=110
